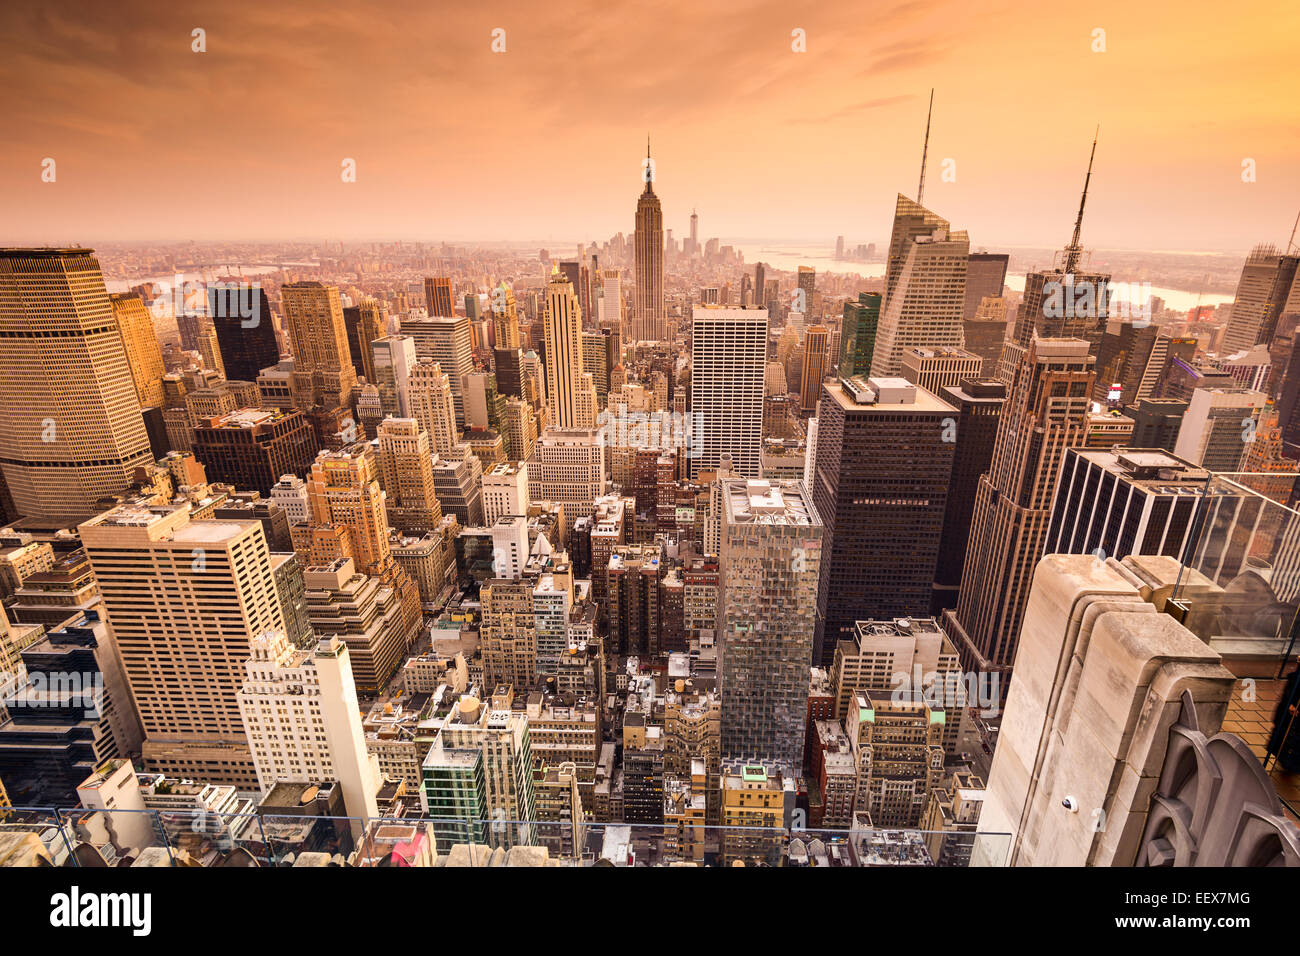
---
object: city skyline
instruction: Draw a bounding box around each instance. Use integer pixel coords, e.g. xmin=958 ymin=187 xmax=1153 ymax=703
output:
xmin=1 ymin=0 xmax=1298 ymax=889
xmin=2 ymin=1 xmax=1298 ymax=252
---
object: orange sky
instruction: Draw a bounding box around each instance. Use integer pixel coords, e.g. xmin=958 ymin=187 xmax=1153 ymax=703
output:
xmin=3 ymin=0 xmax=1297 ymax=252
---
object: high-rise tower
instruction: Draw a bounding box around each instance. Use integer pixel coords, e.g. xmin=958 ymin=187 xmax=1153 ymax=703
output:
xmin=870 ymin=197 xmax=969 ymax=377
xmin=211 ymin=285 xmax=280 ymax=385
xmin=718 ymin=478 xmax=823 ymax=773
xmin=942 ymin=338 xmax=1096 ymax=679
xmin=424 ymin=277 xmax=455 ymax=318
xmin=543 ymin=272 xmax=597 ymax=428
xmin=110 ymin=292 xmax=167 ymax=408
xmin=811 ymin=376 xmax=957 ymax=663
xmin=282 ymin=281 xmax=358 ymax=411
xmin=633 ymin=138 xmax=665 ymax=342
xmin=79 ymin=502 xmax=285 ymax=787
xmin=690 ymin=306 xmax=768 ymax=478
xmin=406 ymin=359 xmax=459 ymax=455
xmin=0 ymin=249 xmax=153 ymax=522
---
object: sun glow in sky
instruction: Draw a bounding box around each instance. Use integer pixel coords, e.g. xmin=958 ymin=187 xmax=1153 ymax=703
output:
xmin=3 ymin=0 xmax=1297 ymax=252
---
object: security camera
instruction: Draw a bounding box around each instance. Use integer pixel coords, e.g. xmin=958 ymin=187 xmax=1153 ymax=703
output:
xmin=1062 ymin=796 xmax=1079 ymax=813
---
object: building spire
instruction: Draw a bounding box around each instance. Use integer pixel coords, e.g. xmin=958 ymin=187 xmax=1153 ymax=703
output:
xmin=916 ymin=89 xmax=934 ymax=207
xmin=1063 ymin=127 xmax=1099 ymax=274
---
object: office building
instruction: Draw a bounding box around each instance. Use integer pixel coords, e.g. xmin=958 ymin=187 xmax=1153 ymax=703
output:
xmin=1046 ymin=448 xmax=1209 ymax=560
xmin=376 ymin=418 xmax=444 ymax=534
xmin=811 ymin=377 xmax=956 ymax=663
xmin=302 ymin=557 xmax=411 ymax=694
xmin=0 ymin=610 xmax=143 ymax=806
xmin=527 ymin=427 xmax=607 ymax=532
xmin=851 ymin=691 xmax=945 ymax=828
xmin=933 ymin=379 xmax=1006 ymax=610
xmin=0 ymin=249 xmax=154 ymax=521
xmin=963 ymin=252 xmax=1009 ymax=320
xmin=799 ymin=325 xmax=829 ymax=413
xmin=281 ymin=282 xmax=357 ymax=411
xmin=342 ymin=299 xmax=385 ymax=384
xmin=900 ymin=346 xmax=982 ymax=394
xmin=543 ymin=272 xmax=598 ymax=428
xmin=431 ymin=453 xmax=484 ymax=527
xmin=110 ymin=292 xmax=167 ymax=409
xmin=1174 ymin=387 xmax=1266 ymax=471
xmin=191 ymin=408 xmax=317 ymax=496
xmin=690 ymin=306 xmax=767 ymax=478
xmin=402 ymin=316 xmax=473 ymax=427
xmin=406 ymin=359 xmax=459 ymax=455
xmin=943 ymin=338 xmax=1095 ymax=677
xmin=871 ymin=196 xmax=969 ymax=377
xmin=1129 ymin=398 xmax=1189 ymax=453
xmin=839 ymin=292 xmax=881 ymax=378
xmin=79 ymin=502 xmax=286 ymax=787
xmin=421 ymin=691 xmax=536 ymax=849
xmin=1220 ymin=247 xmax=1299 ymax=355
xmin=719 ymin=764 xmax=792 ymax=866
xmin=482 ymin=461 xmax=531 ymax=526
xmin=371 ymin=335 xmax=417 ymax=418
xmin=423 ymin=276 xmax=455 ymax=318
xmin=718 ymin=478 xmax=822 ymax=772
xmin=210 ymin=285 xmax=280 ymax=386
xmin=238 ymin=629 xmax=380 ymax=822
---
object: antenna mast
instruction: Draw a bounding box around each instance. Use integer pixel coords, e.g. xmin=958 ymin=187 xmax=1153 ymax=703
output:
xmin=916 ymin=89 xmax=934 ymax=206
xmin=1062 ymin=126 xmax=1099 ymax=274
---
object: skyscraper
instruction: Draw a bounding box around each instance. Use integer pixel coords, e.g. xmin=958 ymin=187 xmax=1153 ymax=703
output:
xmin=839 ymin=292 xmax=881 ymax=379
xmin=371 ymin=334 xmax=417 ymax=418
xmin=421 ymin=691 xmax=537 ymax=849
xmin=401 ymin=315 xmax=473 ymax=427
xmin=0 ymin=249 xmax=153 ymax=522
xmin=1045 ymin=448 xmax=1209 ymax=560
xmin=543 ymin=272 xmax=597 ymax=428
xmin=406 ymin=359 xmax=459 ymax=455
xmin=343 ymin=299 xmax=385 ymax=384
xmin=598 ymin=269 xmax=623 ymax=330
xmin=79 ymin=502 xmax=285 ymax=788
xmin=942 ymin=338 xmax=1096 ymax=678
xmin=633 ymin=140 xmax=665 ymax=342
xmin=306 ymin=443 xmax=422 ymax=640
xmin=1173 ymin=386 xmax=1266 ymax=471
xmin=1220 ymin=247 xmax=1300 ymax=356
xmin=797 ymin=266 xmax=816 ymax=323
xmin=718 ymin=478 xmax=823 ymax=773
xmin=870 ymin=196 xmax=970 ymax=377
xmin=811 ymin=376 xmax=957 ymax=663
xmin=110 ymin=292 xmax=166 ymax=409
xmin=210 ymin=285 xmax=280 ymax=385
xmin=527 ymin=426 xmax=608 ymax=532
xmin=191 ymin=407 xmax=317 ymax=495
xmin=376 ymin=417 xmax=444 ymax=534
xmin=491 ymin=284 xmax=521 ymax=350
xmin=932 ymin=379 xmax=1006 ymax=610
xmin=690 ymin=306 xmax=768 ymax=478
xmin=281 ymin=281 xmax=358 ymax=411
xmin=963 ymin=253 xmax=1010 ymax=320
xmin=424 ymin=276 xmax=455 ymax=318
xmin=799 ymin=325 xmax=829 ymax=413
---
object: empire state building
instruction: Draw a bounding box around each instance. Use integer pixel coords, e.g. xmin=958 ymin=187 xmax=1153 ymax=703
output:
xmin=633 ymin=138 xmax=665 ymax=342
